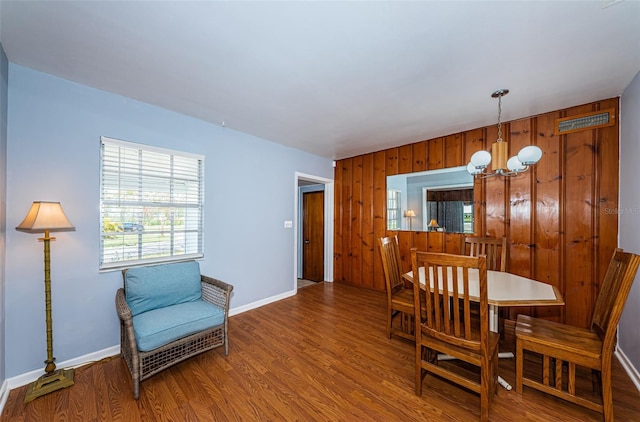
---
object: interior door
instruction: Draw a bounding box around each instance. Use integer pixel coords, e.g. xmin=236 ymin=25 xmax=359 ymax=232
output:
xmin=303 ymin=191 xmax=324 ymax=282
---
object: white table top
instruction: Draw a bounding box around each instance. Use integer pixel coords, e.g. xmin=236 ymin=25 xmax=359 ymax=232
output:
xmin=404 ymin=267 xmax=564 ymax=308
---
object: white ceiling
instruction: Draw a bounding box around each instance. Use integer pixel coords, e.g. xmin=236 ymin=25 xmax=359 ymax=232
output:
xmin=1 ymin=1 xmax=639 ymax=160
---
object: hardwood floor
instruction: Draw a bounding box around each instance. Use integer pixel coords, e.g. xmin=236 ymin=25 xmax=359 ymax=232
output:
xmin=2 ymin=282 xmax=640 ymax=421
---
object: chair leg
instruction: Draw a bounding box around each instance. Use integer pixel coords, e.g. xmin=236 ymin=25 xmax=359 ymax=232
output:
xmin=592 ymin=368 xmax=602 ymax=394
xmin=601 ymin=362 xmax=614 ymax=422
xmin=515 ymin=339 xmax=523 ymax=393
xmin=132 ymin=356 xmax=141 ymax=400
xmin=480 ymin=356 xmax=490 ymax=422
xmin=415 ymin=341 xmax=423 ymax=396
xmin=493 ymin=346 xmax=499 ymax=397
xmin=224 ymin=322 xmax=230 ymax=356
xmin=405 ymin=313 xmax=415 ymax=335
xmin=400 ymin=312 xmax=408 ymax=334
xmin=387 ymin=308 xmax=393 ymax=339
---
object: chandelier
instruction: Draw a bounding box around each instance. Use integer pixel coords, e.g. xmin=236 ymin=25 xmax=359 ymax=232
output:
xmin=467 ymin=89 xmax=542 ymax=177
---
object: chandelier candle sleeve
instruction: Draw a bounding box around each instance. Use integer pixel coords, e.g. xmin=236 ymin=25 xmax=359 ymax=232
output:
xmin=491 ymin=141 xmax=508 ymax=171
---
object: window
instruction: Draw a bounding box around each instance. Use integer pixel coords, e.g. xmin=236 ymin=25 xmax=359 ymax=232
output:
xmin=387 ymin=189 xmax=401 ymax=230
xmin=100 ymin=137 xmax=204 ymax=270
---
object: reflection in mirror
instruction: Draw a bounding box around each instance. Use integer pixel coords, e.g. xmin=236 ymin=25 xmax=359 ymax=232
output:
xmin=386 ymin=166 xmax=474 ymax=233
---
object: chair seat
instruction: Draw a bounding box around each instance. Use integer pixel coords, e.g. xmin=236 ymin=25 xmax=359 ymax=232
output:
xmin=133 ymin=300 xmax=225 ymax=352
xmin=391 ymin=288 xmax=414 ymax=309
xmin=393 ymin=288 xmax=429 ymax=320
xmin=424 ymin=328 xmax=500 ymax=365
xmin=516 ymin=314 xmax=602 ymax=366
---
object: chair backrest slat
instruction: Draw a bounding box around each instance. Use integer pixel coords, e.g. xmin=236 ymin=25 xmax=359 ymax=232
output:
xmin=463 ymin=236 xmax=507 ymax=272
xmin=412 ymin=250 xmax=488 ymax=352
xmin=591 ymin=248 xmax=640 ymax=349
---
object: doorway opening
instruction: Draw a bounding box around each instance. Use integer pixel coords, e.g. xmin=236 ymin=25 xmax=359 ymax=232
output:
xmin=294 ymin=172 xmax=334 ymax=292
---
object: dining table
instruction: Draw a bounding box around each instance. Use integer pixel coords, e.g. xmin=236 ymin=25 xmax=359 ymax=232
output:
xmin=403 ymin=267 xmax=565 ymax=390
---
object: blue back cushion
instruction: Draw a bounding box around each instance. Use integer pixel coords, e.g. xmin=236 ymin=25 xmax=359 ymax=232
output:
xmin=124 ymin=261 xmax=202 ymax=316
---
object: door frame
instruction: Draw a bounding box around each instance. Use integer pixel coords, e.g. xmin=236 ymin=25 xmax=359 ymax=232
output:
xmin=294 ymin=172 xmax=334 ymax=291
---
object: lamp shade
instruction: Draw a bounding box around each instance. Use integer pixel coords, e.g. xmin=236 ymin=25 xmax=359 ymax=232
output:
xmin=427 ymin=219 xmax=440 ymax=228
xmin=470 ymin=150 xmax=492 ymax=169
xmin=467 ymin=162 xmax=483 ymax=175
xmin=507 ymin=156 xmax=525 ymax=172
xmin=16 ymin=201 xmax=75 ymax=233
xmin=405 ymin=210 xmax=416 ymax=217
xmin=517 ymin=145 xmax=543 ymax=165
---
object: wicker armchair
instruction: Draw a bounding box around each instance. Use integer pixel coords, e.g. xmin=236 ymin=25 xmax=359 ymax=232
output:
xmin=115 ymin=261 xmax=233 ymax=399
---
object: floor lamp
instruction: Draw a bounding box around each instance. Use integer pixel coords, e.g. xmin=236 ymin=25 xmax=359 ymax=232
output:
xmin=16 ymin=201 xmax=76 ymax=403
xmin=405 ymin=210 xmax=416 ymax=231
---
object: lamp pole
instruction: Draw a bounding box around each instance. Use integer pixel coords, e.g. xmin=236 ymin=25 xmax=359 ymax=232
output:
xmin=41 ymin=230 xmax=56 ymax=374
xmin=24 ymin=229 xmax=75 ymax=403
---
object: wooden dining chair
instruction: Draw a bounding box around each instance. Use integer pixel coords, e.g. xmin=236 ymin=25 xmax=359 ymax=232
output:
xmin=515 ymin=248 xmax=640 ymax=422
xmin=412 ymin=249 xmax=499 ymax=422
xmin=462 ymin=236 xmax=508 ymax=328
xmin=462 ymin=236 xmax=507 ymax=272
xmin=378 ymin=235 xmax=416 ymax=341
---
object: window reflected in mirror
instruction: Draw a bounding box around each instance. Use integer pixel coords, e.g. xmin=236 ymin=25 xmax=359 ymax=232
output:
xmin=387 ymin=189 xmax=401 ymax=230
xmin=386 ymin=166 xmax=474 ymax=233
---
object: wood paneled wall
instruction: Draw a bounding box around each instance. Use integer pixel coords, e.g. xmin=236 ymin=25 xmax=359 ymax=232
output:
xmin=334 ymin=98 xmax=619 ymax=328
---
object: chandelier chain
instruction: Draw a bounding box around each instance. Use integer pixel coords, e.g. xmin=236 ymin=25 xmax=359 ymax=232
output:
xmin=497 ymin=94 xmax=503 ymax=142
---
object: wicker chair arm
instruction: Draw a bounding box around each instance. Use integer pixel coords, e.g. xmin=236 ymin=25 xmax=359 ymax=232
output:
xmin=115 ymin=288 xmax=133 ymax=321
xmin=200 ymin=275 xmax=233 ymax=310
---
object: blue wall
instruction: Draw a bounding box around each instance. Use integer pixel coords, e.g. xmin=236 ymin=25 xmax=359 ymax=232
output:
xmin=619 ymin=70 xmax=640 ymax=374
xmin=4 ymin=64 xmax=333 ymax=377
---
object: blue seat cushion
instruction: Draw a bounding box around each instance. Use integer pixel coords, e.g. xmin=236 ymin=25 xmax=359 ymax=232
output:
xmin=125 ymin=261 xmax=202 ymax=316
xmin=132 ymin=300 xmax=225 ymax=352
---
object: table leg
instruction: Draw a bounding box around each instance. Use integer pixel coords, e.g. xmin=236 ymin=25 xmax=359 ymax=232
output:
xmin=490 ymin=304 xmax=513 ymax=390
xmin=490 ymin=304 xmax=498 ymax=332
xmin=498 ymin=376 xmax=512 ymax=390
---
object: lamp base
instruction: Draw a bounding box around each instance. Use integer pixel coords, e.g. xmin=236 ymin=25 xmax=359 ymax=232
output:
xmin=23 ymin=368 xmax=75 ymax=403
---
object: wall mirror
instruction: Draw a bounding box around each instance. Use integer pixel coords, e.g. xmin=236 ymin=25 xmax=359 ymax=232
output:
xmin=386 ymin=166 xmax=474 ymax=233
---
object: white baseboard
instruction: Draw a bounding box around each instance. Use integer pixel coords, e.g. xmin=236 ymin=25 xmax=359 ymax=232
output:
xmin=616 ymin=347 xmax=640 ymax=392
xmin=0 ymin=345 xmax=119 ymax=417
xmin=229 ymin=288 xmax=296 ymax=317
xmin=0 ymin=379 xmax=9 ymax=418
xmin=6 ymin=345 xmax=120 ymax=390
xmin=4 ymin=288 xmax=296 ymax=390
xmin=0 ymin=289 xmax=297 ymax=415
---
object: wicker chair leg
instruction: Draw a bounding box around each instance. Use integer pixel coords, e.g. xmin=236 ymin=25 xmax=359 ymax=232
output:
xmin=132 ymin=357 xmax=140 ymax=400
xmin=224 ymin=322 xmax=229 ymax=356
xmin=133 ymin=380 xmax=139 ymax=400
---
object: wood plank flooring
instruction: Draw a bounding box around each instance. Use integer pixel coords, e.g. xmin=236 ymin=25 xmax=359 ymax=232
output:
xmin=2 ymin=282 xmax=640 ymax=421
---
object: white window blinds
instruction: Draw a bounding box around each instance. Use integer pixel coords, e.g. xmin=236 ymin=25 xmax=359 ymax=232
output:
xmin=100 ymin=137 xmax=204 ymax=270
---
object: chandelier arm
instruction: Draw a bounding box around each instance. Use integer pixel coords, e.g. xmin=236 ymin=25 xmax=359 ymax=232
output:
xmin=474 ymin=166 xmax=530 ymax=179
